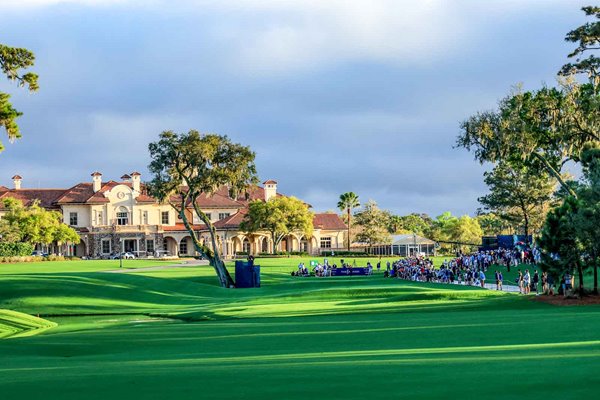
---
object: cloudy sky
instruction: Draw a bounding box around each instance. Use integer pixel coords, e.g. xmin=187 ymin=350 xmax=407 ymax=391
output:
xmin=0 ymin=0 xmax=590 ymax=216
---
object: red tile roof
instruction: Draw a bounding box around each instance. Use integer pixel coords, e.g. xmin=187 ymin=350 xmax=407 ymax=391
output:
xmin=195 ymin=186 xmax=245 ymax=208
xmin=263 ymin=179 xmax=277 ymax=184
xmin=163 ymin=223 xmax=207 ymax=232
xmin=313 ymin=213 xmax=347 ymax=230
xmin=214 ymin=209 xmax=247 ymax=229
xmin=55 ymin=183 xmax=105 ymax=204
xmin=0 ymin=189 xmax=65 ymax=210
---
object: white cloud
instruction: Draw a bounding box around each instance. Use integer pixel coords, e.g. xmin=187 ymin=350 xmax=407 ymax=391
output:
xmin=4 ymin=0 xmax=577 ymax=74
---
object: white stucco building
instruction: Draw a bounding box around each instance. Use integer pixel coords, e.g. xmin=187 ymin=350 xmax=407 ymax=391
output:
xmin=0 ymin=173 xmax=347 ymax=258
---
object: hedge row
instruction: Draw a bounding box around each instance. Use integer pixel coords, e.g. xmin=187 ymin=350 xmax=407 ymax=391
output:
xmin=0 ymin=242 xmax=35 ymax=257
xmin=0 ymin=255 xmax=81 ymax=264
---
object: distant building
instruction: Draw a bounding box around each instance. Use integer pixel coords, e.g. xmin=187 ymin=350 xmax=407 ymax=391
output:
xmin=0 ymin=173 xmax=346 ymax=257
xmin=354 ymin=233 xmax=436 ymax=257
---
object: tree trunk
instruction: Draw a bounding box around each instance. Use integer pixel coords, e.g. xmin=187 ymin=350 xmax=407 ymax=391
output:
xmin=577 ymin=260 xmax=585 ymax=296
xmin=347 ymin=208 xmax=351 ymax=252
xmin=186 ymin=201 xmax=235 ymax=288
xmin=594 ymin=262 xmax=598 ymax=295
xmin=531 ymin=152 xmax=577 ymax=198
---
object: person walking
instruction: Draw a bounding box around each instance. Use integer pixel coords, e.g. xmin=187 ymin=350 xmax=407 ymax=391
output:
xmin=498 ymin=270 xmax=503 ymax=291
xmin=479 ymin=270 xmax=486 ymax=288
xmin=517 ymin=269 xmax=523 ymax=294
xmin=532 ymin=270 xmax=540 ymax=295
xmin=523 ymin=270 xmax=531 ymax=295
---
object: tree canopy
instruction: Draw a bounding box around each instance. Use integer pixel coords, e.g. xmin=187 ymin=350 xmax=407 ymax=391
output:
xmin=560 ymin=6 xmax=600 ymax=82
xmin=353 ymin=200 xmax=391 ymax=246
xmin=0 ymin=198 xmax=79 ymax=247
xmin=478 ymin=162 xmax=555 ymax=238
xmin=0 ymin=43 xmax=39 ymax=152
xmin=241 ymin=196 xmax=313 ymax=253
xmin=458 ymin=7 xmax=600 ymax=198
xmin=147 ymin=130 xmax=258 ymax=288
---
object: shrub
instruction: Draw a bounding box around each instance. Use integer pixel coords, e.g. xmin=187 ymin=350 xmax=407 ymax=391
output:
xmin=257 ymin=251 xmax=309 ymax=257
xmin=0 ymin=242 xmax=35 ymax=257
xmin=320 ymin=250 xmax=368 ymax=257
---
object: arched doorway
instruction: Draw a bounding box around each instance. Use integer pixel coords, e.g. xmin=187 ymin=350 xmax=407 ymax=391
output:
xmin=163 ymin=236 xmax=178 ymax=256
xmin=179 ymin=236 xmax=192 ymax=256
xmin=261 ymin=237 xmax=269 ymax=253
xmin=242 ymin=238 xmax=251 ymax=254
xmin=300 ymin=238 xmax=309 ymax=253
xmin=73 ymin=241 xmax=87 ymax=257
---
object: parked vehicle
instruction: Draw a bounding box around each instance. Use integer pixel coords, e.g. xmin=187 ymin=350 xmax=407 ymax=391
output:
xmin=110 ymin=252 xmax=135 ymax=260
xmin=31 ymin=250 xmax=49 ymax=257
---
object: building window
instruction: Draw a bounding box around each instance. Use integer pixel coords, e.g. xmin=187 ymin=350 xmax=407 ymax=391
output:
xmin=218 ymin=212 xmax=230 ymax=220
xmin=101 ymin=239 xmax=111 ymax=254
xmin=320 ymin=237 xmax=332 ymax=249
xmin=179 ymin=240 xmax=188 ymax=255
xmin=194 ymin=212 xmax=209 ymax=224
xmin=146 ymin=239 xmax=154 ymax=254
xmin=97 ymin=211 xmax=103 ymax=225
xmin=116 ymin=212 xmax=128 ymax=225
xmin=116 ymin=207 xmax=129 ymax=225
xmin=161 ymin=211 xmax=170 ymax=225
xmin=69 ymin=212 xmax=78 ymax=226
xmin=142 ymin=211 xmax=149 ymax=225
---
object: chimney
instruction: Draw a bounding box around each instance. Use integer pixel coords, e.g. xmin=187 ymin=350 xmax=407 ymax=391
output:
xmin=91 ymin=172 xmax=102 ymax=193
xmin=263 ymin=180 xmax=277 ymax=201
xmin=121 ymin=174 xmax=132 ymax=182
xmin=131 ymin=172 xmax=141 ymax=192
xmin=12 ymin=175 xmax=22 ymax=190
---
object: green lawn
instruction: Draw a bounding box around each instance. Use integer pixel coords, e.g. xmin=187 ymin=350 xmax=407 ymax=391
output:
xmin=1 ymin=258 xmax=599 ymax=399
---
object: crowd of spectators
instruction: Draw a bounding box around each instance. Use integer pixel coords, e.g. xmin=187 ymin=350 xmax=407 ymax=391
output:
xmin=383 ymin=255 xmax=491 ymax=288
xmin=291 ymin=247 xmax=576 ymax=297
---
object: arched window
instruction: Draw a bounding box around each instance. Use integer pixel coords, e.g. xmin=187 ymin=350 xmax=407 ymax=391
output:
xmin=116 ymin=206 xmax=129 ymax=226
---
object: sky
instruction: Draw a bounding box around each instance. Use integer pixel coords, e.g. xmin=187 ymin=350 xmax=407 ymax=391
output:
xmin=0 ymin=0 xmax=591 ymax=216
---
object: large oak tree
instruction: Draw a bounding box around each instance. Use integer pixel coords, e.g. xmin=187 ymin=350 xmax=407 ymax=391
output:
xmin=147 ymin=130 xmax=258 ymax=288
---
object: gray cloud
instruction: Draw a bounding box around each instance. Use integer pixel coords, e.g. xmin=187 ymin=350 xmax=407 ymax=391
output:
xmin=0 ymin=0 xmax=590 ymax=217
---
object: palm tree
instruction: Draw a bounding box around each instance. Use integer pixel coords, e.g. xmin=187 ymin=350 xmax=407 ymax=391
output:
xmin=337 ymin=192 xmax=360 ymax=251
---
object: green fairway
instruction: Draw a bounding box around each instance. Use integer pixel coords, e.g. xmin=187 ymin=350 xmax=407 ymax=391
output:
xmin=1 ymin=259 xmax=599 ymax=399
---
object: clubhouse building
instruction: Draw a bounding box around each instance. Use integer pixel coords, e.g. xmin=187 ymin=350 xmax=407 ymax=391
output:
xmin=0 ymin=173 xmax=347 ymax=258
